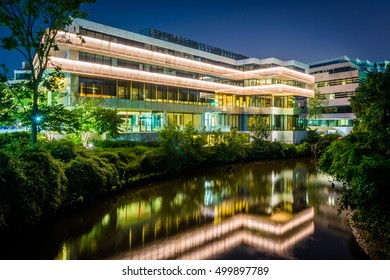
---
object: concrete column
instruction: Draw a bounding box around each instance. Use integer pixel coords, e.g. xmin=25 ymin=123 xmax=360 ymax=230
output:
xmin=69 ymin=74 xmax=78 ymax=106
xmin=163 ymin=111 xmax=168 ymax=126
xmin=283 ymin=115 xmax=288 ymax=131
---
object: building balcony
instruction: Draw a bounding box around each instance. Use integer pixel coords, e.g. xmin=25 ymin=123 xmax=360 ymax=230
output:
xmin=57 ymin=32 xmax=314 ymax=85
xmin=49 ymin=56 xmax=314 ymax=98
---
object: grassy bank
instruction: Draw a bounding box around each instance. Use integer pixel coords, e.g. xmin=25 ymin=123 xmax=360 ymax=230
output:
xmin=0 ymin=130 xmax=312 ymax=233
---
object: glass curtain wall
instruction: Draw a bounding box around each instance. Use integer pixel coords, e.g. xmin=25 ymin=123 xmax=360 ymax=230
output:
xmin=78 ymin=77 xmax=308 ymax=133
xmin=118 ymin=111 xmax=165 ymax=132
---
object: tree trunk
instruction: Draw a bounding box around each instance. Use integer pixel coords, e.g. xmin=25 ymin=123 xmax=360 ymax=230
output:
xmin=31 ymin=101 xmax=38 ymax=145
xmin=81 ymin=131 xmax=91 ymax=148
xmin=31 ymin=122 xmax=37 ymax=145
xmin=31 ymin=83 xmax=39 ymax=145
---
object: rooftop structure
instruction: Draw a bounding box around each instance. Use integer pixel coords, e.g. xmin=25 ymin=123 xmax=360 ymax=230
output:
xmin=140 ymin=28 xmax=249 ymax=60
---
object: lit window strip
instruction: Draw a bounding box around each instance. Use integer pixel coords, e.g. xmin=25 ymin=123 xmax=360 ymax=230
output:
xmin=178 ymin=223 xmax=315 ymax=260
xmin=49 ymin=57 xmax=314 ymax=98
xmin=117 ymin=208 xmax=314 ymax=260
xmin=56 ymin=32 xmax=314 ymax=84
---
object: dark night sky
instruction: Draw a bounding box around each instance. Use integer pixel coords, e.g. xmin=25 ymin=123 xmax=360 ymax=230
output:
xmin=1 ymin=0 xmax=390 ymax=74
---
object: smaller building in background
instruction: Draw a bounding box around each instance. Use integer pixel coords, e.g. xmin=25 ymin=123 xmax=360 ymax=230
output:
xmin=8 ymin=61 xmax=31 ymax=85
xmin=0 ymin=62 xmax=31 ymax=133
xmin=308 ymin=56 xmax=389 ymax=135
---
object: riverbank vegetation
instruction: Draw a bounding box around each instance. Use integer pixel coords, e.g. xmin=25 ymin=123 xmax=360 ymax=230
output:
xmin=0 ymin=125 xmax=314 ymax=233
xmin=319 ymin=67 xmax=390 ymax=259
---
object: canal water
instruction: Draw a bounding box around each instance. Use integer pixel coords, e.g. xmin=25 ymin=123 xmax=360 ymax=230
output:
xmin=1 ymin=158 xmax=368 ymax=260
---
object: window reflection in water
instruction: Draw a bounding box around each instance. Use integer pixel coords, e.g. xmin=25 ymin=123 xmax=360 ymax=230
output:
xmin=55 ymin=159 xmax=345 ymax=260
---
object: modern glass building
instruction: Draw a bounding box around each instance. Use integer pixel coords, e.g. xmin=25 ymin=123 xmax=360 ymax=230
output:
xmin=308 ymin=56 xmax=389 ymax=135
xmin=47 ymin=19 xmax=314 ymax=143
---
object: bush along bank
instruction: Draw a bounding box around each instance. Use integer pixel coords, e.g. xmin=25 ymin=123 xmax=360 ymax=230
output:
xmin=0 ymin=129 xmax=313 ymax=233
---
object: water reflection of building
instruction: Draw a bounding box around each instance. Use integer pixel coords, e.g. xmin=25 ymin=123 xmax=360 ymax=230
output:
xmin=308 ymin=174 xmax=350 ymax=235
xmin=114 ymin=208 xmax=314 ymax=260
xmin=55 ymin=161 xmax=317 ymax=260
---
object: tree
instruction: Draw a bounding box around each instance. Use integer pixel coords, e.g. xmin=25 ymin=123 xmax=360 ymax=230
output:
xmin=319 ymin=67 xmax=390 ymax=259
xmin=305 ymin=128 xmax=320 ymax=158
xmin=73 ymin=103 xmax=123 ymax=147
xmin=0 ymin=82 xmax=16 ymax=125
xmin=0 ymin=79 xmax=32 ymax=126
xmin=351 ymin=66 xmax=390 ymax=145
xmin=248 ymin=115 xmax=271 ymax=142
xmin=209 ymin=128 xmax=248 ymax=162
xmin=0 ymin=0 xmax=95 ymax=145
xmin=37 ymin=102 xmax=80 ymax=141
xmin=308 ymin=90 xmax=329 ymax=120
xmin=1 ymin=74 xmax=79 ymax=141
xmin=92 ymin=107 xmax=124 ymax=139
xmin=158 ymin=122 xmax=207 ymax=170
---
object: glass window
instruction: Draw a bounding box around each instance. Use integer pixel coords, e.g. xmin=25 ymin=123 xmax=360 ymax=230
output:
xmin=157 ymin=85 xmax=166 ymax=101
xmin=79 ymin=52 xmax=87 ymax=61
xmin=179 ymin=89 xmax=188 ymax=103
xmin=79 ymin=77 xmax=116 ymax=97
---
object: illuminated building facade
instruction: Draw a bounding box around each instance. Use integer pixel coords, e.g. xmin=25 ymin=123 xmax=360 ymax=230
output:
xmin=308 ymin=56 xmax=389 ymax=135
xmin=49 ymin=19 xmax=314 ymax=143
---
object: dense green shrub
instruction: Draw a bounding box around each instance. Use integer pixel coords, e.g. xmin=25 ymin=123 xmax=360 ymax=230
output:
xmin=319 ymin=132 xmax=390 ymax=258
xmin=248 ymin=140 xmax=311 ymax=160
xmin=131 ymin=145 xmax=149 ymax=156
xmin=0 ymin=148 xmax=67 ymax=230
xmin=295 ymin=142 xmax=311 ymax=157
xmin=280 ymin=142 xmax=298 ymax=158
xmin=94 ymin=139 xmax=139 ymax=148
xmin=94 ymin=139 xmax=160 ymax=148
xmin=65 ymin=155 xmax=119 ymax=200
xmin=158 ymin=123 xmax=209 ymax=170
xmin=209 ymin=129 xmax=248 ymax=163
xmin=95 ymin=150 xmax=141 ymax=186
xmin=0 ymin=131 xmax=29 ymax=144
xmin=0 ymin=126 xmax=314 ymax=232
xmin=0 ymin=131 xmax=30 ymax=151
xmin=301 ymin=130 xmax=340 ymax=157
xmin=43 ymin=139 xmax=81 ymax=162
xmin=317 ymin=133 xmax=341 ymax=153
xmin=19 ymin=147 xmax=68 ymax=213
xmin=0 ymin=152 xmax=26 ymax=230
xmin=249 ymin=140 xmax=281 ymax=159
xmin=139 ymin=147 xmax=166 ymax=175
xmin=125 ymin=161 xmax=141 ymax=181
xmin=116 ymin=148 xmax=138 ymax=163
xmin=95 ymin=149 xmax=142 ymax=182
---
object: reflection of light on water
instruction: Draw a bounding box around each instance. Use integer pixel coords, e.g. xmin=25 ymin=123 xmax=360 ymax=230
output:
xmin=204 ymin=180 xmax=214 ymax=188
xmin=271 ymin=171 xmax=277 ymax=184
xmin=179 ymin=222 xmax=315 ymax=260
xmin=173 ymin=193 xmax=185 ymax=206
xmin=116 ymin=197 xmax=163 ymax=228
xmin=116 ymin=208 xmax=314 ymax=260
xmin=56 ymin=243 xmax=70 ymax=260
xmin=53 ymin=160 xmax=318 ymax=260
xmin=101 ymin=214 xmax=110 ymax=226
xmin=328 ymin=196 xmax=336 ymax=206
xmin=271 ymin=192 xmax=294 ymax=208
xmin=245 ymin=208 xmax=313 ymax=235
xmin=204 ymin=189 xmax=213 ymax=206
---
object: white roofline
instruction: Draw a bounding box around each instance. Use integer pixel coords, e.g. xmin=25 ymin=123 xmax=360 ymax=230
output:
xmin=69 ymin=18 xmax=309 ymax=70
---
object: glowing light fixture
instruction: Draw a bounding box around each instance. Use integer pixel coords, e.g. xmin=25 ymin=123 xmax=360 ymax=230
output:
xmin=55 ymin=32 xmax=314 ymax=84
xmin=49 ymin=57 xmax=314 ymax=98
